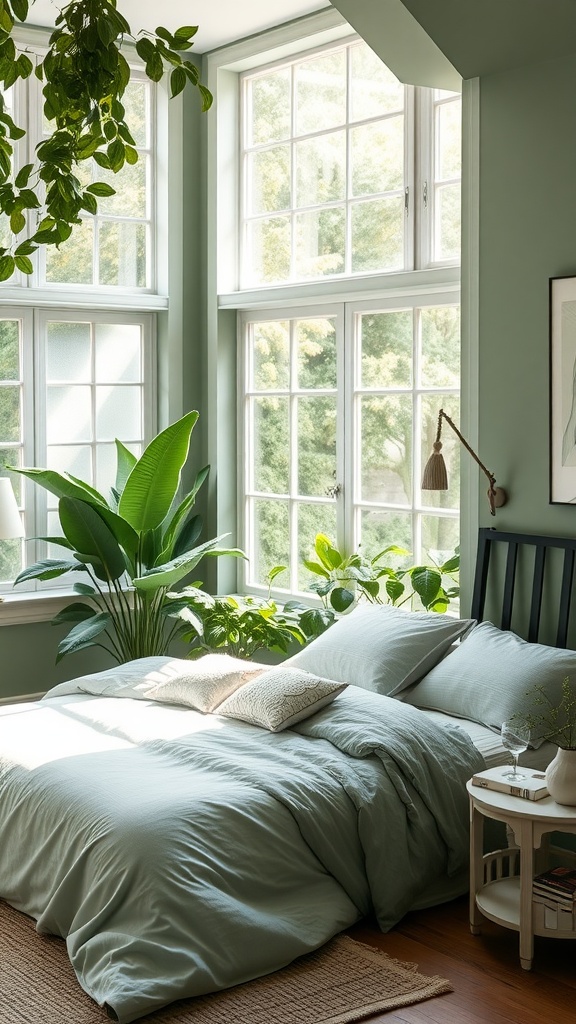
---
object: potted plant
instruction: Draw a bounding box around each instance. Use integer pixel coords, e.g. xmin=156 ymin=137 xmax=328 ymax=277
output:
xmin=303 ymin=533 xmax=460 ymax=614
xmin=523 ymin=678 xmax=576 ymax=805
xmin=10 ymin=412 xmax=243 ymax=664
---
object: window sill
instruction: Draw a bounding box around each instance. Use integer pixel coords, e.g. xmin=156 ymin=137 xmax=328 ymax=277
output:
xmin=0 ymin=591 xmax=78 ymax=626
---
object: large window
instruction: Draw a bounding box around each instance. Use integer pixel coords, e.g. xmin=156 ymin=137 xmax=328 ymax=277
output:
xmin=0 ymin=309 xmax=155 ymax=592
xmin=0 ymin=33 xmax=161 ymax=598
xmin=233 ymin=33 xmax=462 ymax=599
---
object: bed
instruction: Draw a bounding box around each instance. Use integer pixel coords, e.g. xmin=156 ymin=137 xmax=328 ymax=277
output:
xmin=0 ymin=528 xmax=574 ymax=1022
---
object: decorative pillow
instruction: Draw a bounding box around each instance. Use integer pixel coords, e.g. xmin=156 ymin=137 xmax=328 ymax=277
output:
xmin=145 ymin=654 xmax=267 ymax=713
xmin=215 ymin=666 xmax=347 ymax=732
xmin=403 ymin=620 xmax=576 ymax=747
xmin=284 ymin=604 xmax=475 ymax=697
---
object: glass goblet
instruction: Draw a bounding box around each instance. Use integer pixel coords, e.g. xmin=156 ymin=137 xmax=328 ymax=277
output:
xmin=500 ymin=720 xmax=530 ymax=781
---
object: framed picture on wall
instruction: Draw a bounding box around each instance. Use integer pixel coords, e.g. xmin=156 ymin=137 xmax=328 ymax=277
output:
xmin=550 ymin=274 xmax=576 ymax=504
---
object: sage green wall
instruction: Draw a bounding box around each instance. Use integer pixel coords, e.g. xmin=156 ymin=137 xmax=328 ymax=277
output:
xmin=477 ymin=54 xmax=576 ymax=541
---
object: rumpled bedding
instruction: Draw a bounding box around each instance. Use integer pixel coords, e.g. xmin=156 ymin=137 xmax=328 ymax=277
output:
xmin=0 ymin=682 xmax=484 ymax=1022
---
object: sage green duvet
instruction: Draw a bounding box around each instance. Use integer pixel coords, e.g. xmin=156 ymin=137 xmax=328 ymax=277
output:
xmin=0 ymin=683 xmax=484 ymax=1022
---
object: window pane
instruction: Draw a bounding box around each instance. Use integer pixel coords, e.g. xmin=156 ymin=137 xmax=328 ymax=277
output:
xmin=0 ymin=449 xmax=21 ymax=501
xmin=248 ymin=146 xmax=290 ymax=215
xmin=250 ymin=321 xmax=289 ymax=390
xmin=420 ymin=306 xmax=460 ymax=388
xmin=47 ymin=386 xmax=92 ymax=443
xmin=350 ymin=43 xmax=404 ymax=121
xmin=0 ymin=320 xmax=20 ymax=380
xmin=295 ymin=132 xmax=346 ymax=207
xmin=96 ymin=385 xmax=141 ymax=440
xmin=295 ymin=50 xmax=346 ymax=135
xmin=358 ymin=509 xmax=413 ymax=563
xmin=360 ymin=394 xmax=413 ymax=504
xmin=247 ymin=216 xmax=291 ymax=284
xmin=421 ymin=393 xmax=460 ymax=509
xmin=252 ymin=396 xmax=289 ymax=493
xmin=295 ymin=207 xmax=345 ymax=278
xmin=435 ymin=183 xmax=461 ymax=261
xmin=248 ymin=70 xmax=291 ymax=146
xmin=0 ymin=387 xmax=21 ymax=443
xmin=251 ymin=498 xmax=289 ymax=585
xmin=96 ymin=442 xmax=121 ymax=495
xmin=96 ymin=161 xmax=147 ymax=219
xmin=47 ymin=444 xmax=92 ymax=481
xmin=46 ymin=322 xmax=91 ymax=382
xmin=122 ymin=80 xmax=149 ymax=148
xmin=298 ymin=501 xmax=337 ymax=591
xmin=45 ymin=221 xmax=94 ymax=285
xmin=360 ymin=311 xmax=412 ymax=388
xmin=422 ymin=514 xmax=460 ymax=564
xmin=351 ymin=197 xmax=404 ymax=273
xmin=437 ymin=100 xmax=461 ymax=180
xmin=0 ymin=536 xmax=22 ymax=583
xmin=95 ymin=324 xmax=141 ymax=382
xmin=297 ymin=396 xmax=337 ymax=497
xmin=350 ymin=118 xmax=404 ymax=197
xmin=297 ymin=318 xmax=336 ymax=389
xmin=99 ymin=222 xmax=147 ymax=288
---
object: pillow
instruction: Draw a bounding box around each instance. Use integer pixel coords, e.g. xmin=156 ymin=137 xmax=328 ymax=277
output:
xmin=44 ymin=656 xmax=194 ymax=701
xmin=284 ymin=604 xmax=475 ymax=697
xmin=403 ymin=620 xmax=576 ymax=747
xmin=215 ymin=666 xmax=347 ymax=732
xmin=145 ymin=654 xmax=267 ymax=713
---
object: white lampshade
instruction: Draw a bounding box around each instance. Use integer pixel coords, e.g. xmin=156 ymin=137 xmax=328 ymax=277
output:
xmin=0 ymin=478 xmax=24 ymax=540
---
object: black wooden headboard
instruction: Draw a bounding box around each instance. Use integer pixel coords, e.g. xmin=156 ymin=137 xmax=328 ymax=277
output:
xmin=471 ymin=528 xmax=576 ymax=649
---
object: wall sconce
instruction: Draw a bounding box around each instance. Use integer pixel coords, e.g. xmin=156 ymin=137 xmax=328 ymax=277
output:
xmin=422 ymin=409 xmax=507 ymax=517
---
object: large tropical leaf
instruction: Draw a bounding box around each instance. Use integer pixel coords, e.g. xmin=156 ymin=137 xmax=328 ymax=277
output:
xmin=51 ymin=602 xmax=97 ymax=625
xmin=14 ymin=558 xmax=85 ymax=584
xmin=157 ymin=464 xmax=209 ymax=562
xmin=171 ymin=514 xmax=203 ymax=560
xmin=114 ymin=439 xmax=137 ymax=496
xmin=12 ymin=467 xmax=108 ymax=506
xmin=119 ymin=411 xmax=199 ymax=532
xmin=55 ymin=612 xmax=112 ymax=662
xmin=133 ymin=536 xmax=244 ymax=592
xmin=59 ymin=497 xmax=127 ymax=581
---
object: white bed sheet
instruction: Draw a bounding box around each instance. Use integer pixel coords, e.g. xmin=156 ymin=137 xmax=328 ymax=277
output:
xmin=420 ymin=710 xmax=556 ymax=772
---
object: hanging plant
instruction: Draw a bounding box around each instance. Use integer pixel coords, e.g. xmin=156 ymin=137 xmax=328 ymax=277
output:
xmin=0 ymin=0 xmax=211 ymax=280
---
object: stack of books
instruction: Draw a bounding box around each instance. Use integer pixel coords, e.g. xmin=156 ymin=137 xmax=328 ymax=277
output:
xmin=533 ymin=867 xmax=576 ymax=931
xmin=471 ymin=766 xmax=549 ymax=800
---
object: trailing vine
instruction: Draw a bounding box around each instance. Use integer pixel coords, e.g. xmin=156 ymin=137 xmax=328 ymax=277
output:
xmin=0 ymin=0 xmax=212 ymax=280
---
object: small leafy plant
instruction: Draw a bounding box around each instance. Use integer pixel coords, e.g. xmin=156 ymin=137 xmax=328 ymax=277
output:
xmin=303 ymin=533 xmax=460 ymax=614
xmin=522 ymin=678 xmax=576 ymax=750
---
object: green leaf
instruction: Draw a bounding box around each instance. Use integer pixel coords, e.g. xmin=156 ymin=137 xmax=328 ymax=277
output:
xmin=170 ymin=66 xmax=186 ymax=98
xmin=13 ymin=467 xmax=108 ymax=506
xmin=330 ymin=586 xmax=355 ymax=612
xmin=73 ymin=582 xmax=97 ymax=596
xmin=51 ymin=601 xmax=96 ymax=625
xmin=135 ymin=37 xmax=156 ymax=62
xmin=14 ymin=162 xmax=32 ymax=187
xmin=124 ymin=145 xmax=138 ymax=165
xmin=14 ymin=558 xmax=83 ymax=584
xmin=385 ymin=578 xmax=405 ymax=604
xmin=409 ymin=566 xmax=442 ymax=609
xmin=146 ymin=50 xmax=164 ymax=83
xmin=440 ymin=553 xmax=460 ymax=573
xmin=173 ymin=26 xmax=198 ymax=41
xmin=198 ymin=84 xmax=213 ymax=112
xmin=9 ymin=208 xmax=25 ymax=233
xmin=59 ymin=497 xmax=127 ymax=581
xmin=303 ymin=559 xmax=329 ymax=579
xmin=14 ymin=254 xmax=32 ymax=274
xmin=172 ymin=513 xmax=203 ymax=559
xmin=133 ymin=536 xmax=241 ymax=592
xmin=55 ymin=612 xmax=112 ymax=661
xmin=119 ymin=411 xmax=199 ymax=532
xmin=0 ymin=254 xmax=14 ymax=280
xmin=114 ymin=439 xmax=137 ymax=497
xmin=107 ymin=136 xmax=124 ymax=171
xmin=86 ymin=181 xmax=116 ymax=197
xmin=10 ymin=0 xmax=29 ymax=21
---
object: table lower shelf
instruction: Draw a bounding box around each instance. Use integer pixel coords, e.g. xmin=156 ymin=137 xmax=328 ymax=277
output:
xmin=476 ymin=876 xmax=576 ymax=939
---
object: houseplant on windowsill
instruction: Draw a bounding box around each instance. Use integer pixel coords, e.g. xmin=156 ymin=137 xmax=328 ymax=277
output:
xmin=9 ymin=412 xmax=243 ymax=665
xmin=523 ymin=678 xmax=576 ymax=806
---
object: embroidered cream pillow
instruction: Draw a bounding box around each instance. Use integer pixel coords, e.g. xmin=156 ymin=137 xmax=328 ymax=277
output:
xmin=145 ymin=654 xmax=267 ymax=713
xmin=215 ymin=666 xmax=347 ymax=732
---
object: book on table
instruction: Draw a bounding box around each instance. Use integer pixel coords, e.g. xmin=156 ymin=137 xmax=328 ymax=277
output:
xmin=532 ymin=866 xmax=576 ymax=905
xmin=470 ymin=766 xmax=549 ymax=801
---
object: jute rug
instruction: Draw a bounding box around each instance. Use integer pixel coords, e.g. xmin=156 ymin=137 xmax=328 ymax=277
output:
xmin=0 ymin=899 xmax=452 ymax=1024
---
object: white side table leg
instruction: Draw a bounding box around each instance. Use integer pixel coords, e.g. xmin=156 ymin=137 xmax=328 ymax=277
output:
xmin=518 ymin=818 xmax=534 ymax=970
xmin=470 ymin=802 xmax=483 ymax=935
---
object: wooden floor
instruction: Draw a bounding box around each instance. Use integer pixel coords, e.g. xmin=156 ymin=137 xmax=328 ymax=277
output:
xmin=346 ymin=895 xmax=576 ymax=1023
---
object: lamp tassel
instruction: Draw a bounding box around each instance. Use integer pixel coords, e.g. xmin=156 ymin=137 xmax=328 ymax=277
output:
xmin=422 ymin=440 xmax=448 ymax=490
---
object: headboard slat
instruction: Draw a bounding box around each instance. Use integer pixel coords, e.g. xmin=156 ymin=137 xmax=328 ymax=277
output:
xmin=557 ymin=548 xmax=575 ymax=649
xmin=501 ymin=542 xmax=518 ymax=631
xmin=528 ymin=545 xmax=546 ymax=643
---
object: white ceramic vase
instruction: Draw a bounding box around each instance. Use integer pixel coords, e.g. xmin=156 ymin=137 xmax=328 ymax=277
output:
xmin=545 ymin=747 xmax=576 ymax=806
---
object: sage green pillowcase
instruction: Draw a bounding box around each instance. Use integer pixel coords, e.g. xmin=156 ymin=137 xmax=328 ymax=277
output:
xmin=285 ymin=603 xmax=475 ymax=697
xmin=403 ymin=620 xmax=576 ymax=747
